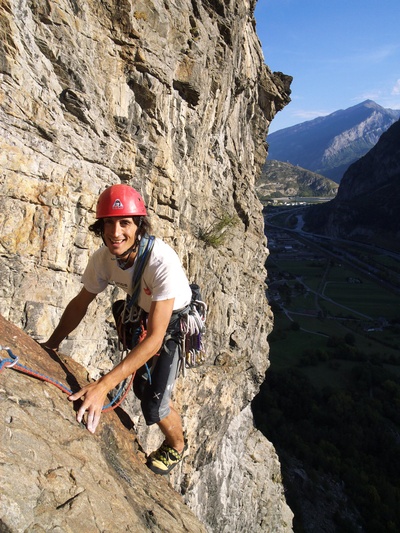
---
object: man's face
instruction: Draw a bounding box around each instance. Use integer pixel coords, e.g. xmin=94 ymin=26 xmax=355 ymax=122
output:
xmin=102 ymin=217 xmax=138 ymax=256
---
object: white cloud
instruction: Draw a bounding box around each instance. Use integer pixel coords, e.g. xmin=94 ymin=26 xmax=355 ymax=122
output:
xmin=354 ymin=80 xmax=400 ymax=109
xmin=355 ymin=90 xmax=383 ymax=102
xmin=292 ymin=109 xmax=332 ymax=120
xmin=363 ymin=45 xmax=397 ymax=63
xmin=327 ymin=44 xmax=398 ymax=66
xmin=391 ymin=79 xmax=400 ymax=95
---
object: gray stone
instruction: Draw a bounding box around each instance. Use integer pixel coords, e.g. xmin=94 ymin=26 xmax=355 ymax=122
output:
xmin=0 ymin=316 xmax=207 ymax=532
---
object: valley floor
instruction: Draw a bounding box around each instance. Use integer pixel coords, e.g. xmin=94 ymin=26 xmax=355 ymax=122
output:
xmin=253 ymin=205 xmax=400 ymax=533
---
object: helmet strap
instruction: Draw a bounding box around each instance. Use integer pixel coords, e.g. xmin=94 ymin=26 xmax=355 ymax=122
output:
xmin=111 ymin=235 xmax=141 ymax=270
xmin=115 ymin=238 xmax=139 ymax=269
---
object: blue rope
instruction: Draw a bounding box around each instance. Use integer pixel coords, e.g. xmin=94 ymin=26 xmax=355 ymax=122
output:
xmin=145 ymin=362 xmax=152 ymax=385
xmin=0 ymin=345 xmax=73 ymax=395
xmin=102 ymin=378 xmax=128 ymax=409
xmin=0 ymin=346 xmax=19 ymax=369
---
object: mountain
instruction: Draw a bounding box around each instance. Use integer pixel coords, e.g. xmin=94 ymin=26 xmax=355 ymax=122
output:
xmin=267 ymin=100 xmax=400 ymax=182
xmin=303 ymin=118 xmax=400 ymax=252
xmin=256 ymin=159 xmax=338 ymax=201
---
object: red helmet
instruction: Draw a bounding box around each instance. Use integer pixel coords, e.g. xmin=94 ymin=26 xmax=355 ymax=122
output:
xmin=96 ymin=184 xmax=147 ymax=218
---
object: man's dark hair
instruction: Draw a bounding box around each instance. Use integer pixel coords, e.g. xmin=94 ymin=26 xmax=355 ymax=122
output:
xmin=88 ymin=216 xmax=152 ymax=238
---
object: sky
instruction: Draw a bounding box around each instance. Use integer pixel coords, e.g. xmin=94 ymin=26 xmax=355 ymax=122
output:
xmin=254 ymin=0 xmax=400 ymax=133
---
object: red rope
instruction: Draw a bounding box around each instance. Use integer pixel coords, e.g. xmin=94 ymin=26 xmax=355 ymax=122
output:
xmin=102 ymin=373 xmax=135 ymax=412
xmin=0 ymin=346 xmax=135 ymax=412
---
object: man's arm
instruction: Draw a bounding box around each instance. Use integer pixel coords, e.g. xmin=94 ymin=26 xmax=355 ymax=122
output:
xmin=69 ymin=298 xmax=175 ymax=433
xmin=44 ymin=287 xmax=97 ymax=349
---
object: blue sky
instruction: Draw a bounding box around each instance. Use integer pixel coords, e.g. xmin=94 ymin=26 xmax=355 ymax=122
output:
xmin=255 ymin=0 xmax=400 ymax=132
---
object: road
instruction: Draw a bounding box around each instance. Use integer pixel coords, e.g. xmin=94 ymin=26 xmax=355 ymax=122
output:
xmin=265 ymin=206 xmax=400 ymax=296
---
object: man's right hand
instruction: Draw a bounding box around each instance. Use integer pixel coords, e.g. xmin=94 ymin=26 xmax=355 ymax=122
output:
xmin=68 ymin=378 xmax=110 ymax=433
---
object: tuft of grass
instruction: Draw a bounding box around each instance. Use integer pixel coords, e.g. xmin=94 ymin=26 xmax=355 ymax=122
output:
xmin=198 ymin=213 xmax=239 ymax=248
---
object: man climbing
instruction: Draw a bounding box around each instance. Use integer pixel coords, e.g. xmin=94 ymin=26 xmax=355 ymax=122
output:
xmin=44 ymin=184 xmax=192 ymax=475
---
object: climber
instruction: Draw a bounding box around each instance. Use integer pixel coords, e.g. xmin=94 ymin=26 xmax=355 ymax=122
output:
xmin=43 ymin=184 xmax=192 ymax=475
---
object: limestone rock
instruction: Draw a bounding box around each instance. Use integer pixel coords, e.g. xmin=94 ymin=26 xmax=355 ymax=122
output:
xmin=186 ymin=406 xmax=293 ymax=532
xmin=0 ymin=315 xmax=207 ymax=532
xmin=0 ymin=0 xmax=293 ymax=530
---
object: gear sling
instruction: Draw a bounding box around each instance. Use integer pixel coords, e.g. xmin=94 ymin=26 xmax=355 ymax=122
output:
xmin=112 ymin=234 xmax=207 ymax=423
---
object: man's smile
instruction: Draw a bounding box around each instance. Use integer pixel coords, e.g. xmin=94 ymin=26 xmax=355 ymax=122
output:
xmin=102 ymin=217 xmax=139 ymax=259
xmin=108 ymin=237 xmax=128 ymax=252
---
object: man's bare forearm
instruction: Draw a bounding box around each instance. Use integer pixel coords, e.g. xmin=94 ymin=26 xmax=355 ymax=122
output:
xmin=45 ymin=289 xmax=96 ymax=348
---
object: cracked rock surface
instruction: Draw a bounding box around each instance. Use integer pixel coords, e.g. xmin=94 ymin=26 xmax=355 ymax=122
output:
xmin=0 ymin=0 xmax=293 ymax=530
xmin=0 ymin=316 xmax=207 ymax=532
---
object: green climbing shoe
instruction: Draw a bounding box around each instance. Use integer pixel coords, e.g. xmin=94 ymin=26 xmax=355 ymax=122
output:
xmin=146 ymin=442 xmax=187 ymax=475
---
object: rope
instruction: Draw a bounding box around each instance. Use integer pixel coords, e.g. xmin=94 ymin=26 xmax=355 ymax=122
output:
xmin=125 ymin=234 xmax=155 ymax=316
xmin=0 ymin=345 xmax=134 ymax=412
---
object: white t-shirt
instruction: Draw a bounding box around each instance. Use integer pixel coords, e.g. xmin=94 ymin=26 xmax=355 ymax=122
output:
xmin=81 ymin=238 xmax=192 ymax=313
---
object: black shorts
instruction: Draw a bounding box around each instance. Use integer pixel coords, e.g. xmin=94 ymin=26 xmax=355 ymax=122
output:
xmin=113 ymin=301 xmax=181 ymax=425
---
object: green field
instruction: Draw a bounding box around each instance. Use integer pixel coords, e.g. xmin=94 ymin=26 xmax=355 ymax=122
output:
xmin=257 ymin=213 xmax=400 ymax=532
xmin=322 ymin=280 xmax=399 ymax=319
xmin=268 ymin=243 xmax=400 ymax=387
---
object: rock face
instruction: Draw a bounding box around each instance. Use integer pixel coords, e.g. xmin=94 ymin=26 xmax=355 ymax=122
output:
xmin=0 ymin=0 xmax=293 ymax=531
xmin=303 ymin=119 xmax=400 ymax=252
xmin=0 ymin=316 xmax=207 ymax=532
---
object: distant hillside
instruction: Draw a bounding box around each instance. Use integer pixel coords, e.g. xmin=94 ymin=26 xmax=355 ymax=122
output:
xmin=256 ymin=160 xmax=338 ymax=201
xmin=303 ymin=118 xmax=400 ymax=252
xmin=268 ymin=100 xmax=400 ymax=182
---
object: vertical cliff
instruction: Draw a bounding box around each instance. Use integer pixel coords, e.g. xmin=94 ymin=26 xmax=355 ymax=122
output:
xmin=0 ymin=0 xmax=292 ymax=530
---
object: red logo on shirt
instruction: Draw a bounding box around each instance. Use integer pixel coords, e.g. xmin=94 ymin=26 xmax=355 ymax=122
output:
xmin=144 ymin=287 xmax=151 ymax=295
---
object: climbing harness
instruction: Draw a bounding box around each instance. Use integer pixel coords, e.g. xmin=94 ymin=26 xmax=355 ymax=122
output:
xmin=0 ymin=345 xmax=130 ymax=412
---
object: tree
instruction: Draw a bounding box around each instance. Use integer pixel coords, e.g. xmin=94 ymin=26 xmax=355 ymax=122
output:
xmin=344 ymin=332 xmax=356 ymax=346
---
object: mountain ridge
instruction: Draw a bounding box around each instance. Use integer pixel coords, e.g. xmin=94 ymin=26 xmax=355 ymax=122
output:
xmin=303 ymin=117 xmax=400 ymax=251
xmin=267 ymin=100 xmax=400 ymax=182
xmin=256 ymin=160 xmax=338 ymax=201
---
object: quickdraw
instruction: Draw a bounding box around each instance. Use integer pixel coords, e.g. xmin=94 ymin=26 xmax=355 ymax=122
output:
xmin=179 ymin=285 xmax=207 ymax=376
